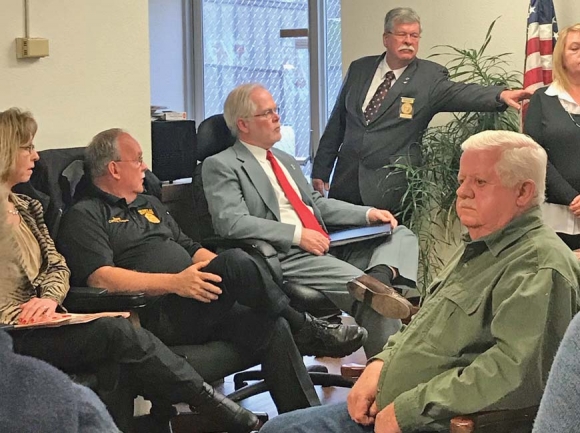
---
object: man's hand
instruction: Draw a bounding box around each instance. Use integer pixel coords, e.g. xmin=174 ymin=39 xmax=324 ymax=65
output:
xmin=299 ymin=228 xmax=330 ymax=256
xmin=374 ymin=403 xmax=402 ymax=433
xmin=347 ymin=360 xmax=384 ymax=426
xmin=499 ymin=88 xmax=534 ymax=110
xmin=312 ymin=178 xmax=330 ymax=196
xmin=18 ymin=297 xmax=58 ymax=324
xmin=172 ymin=261 xmax=223 ymax=302
xmin=569 ymin=195 xmax=580 ymax=217
xmin=368 ymin=208 xmax=398 ymax=228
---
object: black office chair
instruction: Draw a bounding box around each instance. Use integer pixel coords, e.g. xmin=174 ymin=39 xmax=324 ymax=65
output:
xmin=15 ymin=147 xmax=269 ymax=433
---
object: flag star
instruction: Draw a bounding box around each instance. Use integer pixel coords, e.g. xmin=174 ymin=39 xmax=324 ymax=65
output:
xmin=529 ymin=5 xmax=536 ymax=14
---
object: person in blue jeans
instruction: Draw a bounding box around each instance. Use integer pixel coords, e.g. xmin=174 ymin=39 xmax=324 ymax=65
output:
xmin=532 ymin=312 xmax=580 ymax=433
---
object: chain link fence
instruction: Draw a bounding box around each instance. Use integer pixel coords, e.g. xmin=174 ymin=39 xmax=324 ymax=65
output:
xmin=202 ymin=0 xmax=341 ymax=175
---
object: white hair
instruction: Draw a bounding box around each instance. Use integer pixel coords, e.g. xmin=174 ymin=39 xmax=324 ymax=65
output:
xmin=384 ymin=7 xmax=421 ymax=33
xmin=461 ymin=130 xmax=547 ymax=206
xmin=223 ymin=83 xmax=264 ymax=137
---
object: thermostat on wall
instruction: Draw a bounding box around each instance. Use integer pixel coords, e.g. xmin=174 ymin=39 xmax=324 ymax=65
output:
xmin=16 ymin=38 xmax=49 ymax=59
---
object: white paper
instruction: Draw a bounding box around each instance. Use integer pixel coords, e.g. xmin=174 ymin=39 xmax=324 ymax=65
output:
xmin=541 ymin=202 xmax=580 ymax=235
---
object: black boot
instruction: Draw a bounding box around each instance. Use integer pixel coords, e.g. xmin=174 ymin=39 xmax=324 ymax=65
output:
xmin=293 ymin=313 xmax=367 ymax=358
xmin=190 ymin=382 xmax=260 ymax=433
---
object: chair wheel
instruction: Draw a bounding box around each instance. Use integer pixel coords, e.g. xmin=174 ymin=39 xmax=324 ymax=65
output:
xmin=307 ymin=364 xmax=329 ymax=373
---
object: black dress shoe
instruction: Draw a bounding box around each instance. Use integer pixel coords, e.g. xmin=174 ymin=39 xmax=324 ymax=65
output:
xmin=293 ymin=313 xmax=367 ymax=358
xmin=190 ymin=382 xmax=260 ymax=433
xmin=347 ymin=274 xmax=412 ymax=319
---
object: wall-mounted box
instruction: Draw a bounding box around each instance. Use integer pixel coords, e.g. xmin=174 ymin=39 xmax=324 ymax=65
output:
xmin=16 ymin=38 xmax=49 ymax=58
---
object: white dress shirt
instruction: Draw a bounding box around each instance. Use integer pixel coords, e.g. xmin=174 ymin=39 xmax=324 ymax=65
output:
xmin=362 ymin=54 xmax=408 ymax=112
xmin=241 ymin=141 xmax=315 ymax=244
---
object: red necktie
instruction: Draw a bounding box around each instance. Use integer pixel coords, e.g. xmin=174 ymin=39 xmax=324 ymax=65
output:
xmin=364 ymin=70 xmax=396 ymax=124
xmin=266 ymin=150 xmax=329 ymax=238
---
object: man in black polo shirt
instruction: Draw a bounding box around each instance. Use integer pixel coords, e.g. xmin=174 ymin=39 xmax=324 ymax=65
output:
xmin=57 ymin=128 xmax=367 ymax=415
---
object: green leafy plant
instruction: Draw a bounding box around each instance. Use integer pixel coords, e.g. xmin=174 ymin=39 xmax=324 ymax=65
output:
xmin=396 ymin=18 xmax=522 ymax=292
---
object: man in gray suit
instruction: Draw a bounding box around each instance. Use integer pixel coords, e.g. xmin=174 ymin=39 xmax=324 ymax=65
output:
xmin=312 ymin=7 xmax=533 ymax=213
xmin=202 ymin=84 xmax=419 ymax=357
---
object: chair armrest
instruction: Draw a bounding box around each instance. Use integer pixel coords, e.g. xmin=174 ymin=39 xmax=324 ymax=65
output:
xmin=450 ymin=406 xmax=538 ymax=433
xmin=63 ymin=286 xmax=147 ymax=313
xmin=202 ymin=237 xmax=283 ymax=285
xmin=340 ymin=363 xmax=366 ymax=380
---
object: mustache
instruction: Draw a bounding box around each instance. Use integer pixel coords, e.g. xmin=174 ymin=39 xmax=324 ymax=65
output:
xmin=398 ymin=45 xmax=415 ymax=52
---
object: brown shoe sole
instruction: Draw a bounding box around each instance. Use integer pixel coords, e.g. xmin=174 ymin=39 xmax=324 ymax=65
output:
xmin=347 ymin=278 xmax=412 ymax=319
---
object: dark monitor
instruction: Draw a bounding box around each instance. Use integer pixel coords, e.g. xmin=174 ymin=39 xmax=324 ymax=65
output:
xmin=151 ymin=120 xmax=197 ymax=182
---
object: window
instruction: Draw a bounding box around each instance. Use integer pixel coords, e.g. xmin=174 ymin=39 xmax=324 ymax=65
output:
xmin=190 ymin=0 xmax=342 ymax=175
xmin=149 ymin=0 xmax=341 ymax=174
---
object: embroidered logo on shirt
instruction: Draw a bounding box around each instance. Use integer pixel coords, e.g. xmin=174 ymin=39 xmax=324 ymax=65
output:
xmin=108 ymin=216 xmax=129 ymax=223
xmin=138 ymin=208 xmax=161 ymax=223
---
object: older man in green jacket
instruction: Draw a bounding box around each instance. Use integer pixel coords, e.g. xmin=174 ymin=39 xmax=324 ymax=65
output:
xmin=260 ymin=130 xmax=580 ymax=432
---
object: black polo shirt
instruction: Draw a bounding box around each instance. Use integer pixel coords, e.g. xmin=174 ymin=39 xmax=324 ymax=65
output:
xmin=57 ymin=186 xmax=202 ymax=286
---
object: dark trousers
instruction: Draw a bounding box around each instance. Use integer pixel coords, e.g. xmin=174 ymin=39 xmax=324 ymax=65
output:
xmin=139 ymin=248 xmax=320 ymax=413
xmin=11 ymin=317 xmax=204 ymax=403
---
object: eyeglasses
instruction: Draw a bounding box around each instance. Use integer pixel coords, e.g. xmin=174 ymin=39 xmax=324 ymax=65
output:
xmin=388 ymin=31 xmax=421 ymax=41
xmin=252 ymin=107 xmax=279 ymax=120
xmin=115 ymin=155 xmax=144 ymax=166
xmin=20 ymin=143 xmax=35 ymax=153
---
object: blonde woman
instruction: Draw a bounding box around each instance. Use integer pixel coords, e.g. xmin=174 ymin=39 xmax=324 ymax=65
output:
xmin=524 ymin=24 xmax=580 ymax=252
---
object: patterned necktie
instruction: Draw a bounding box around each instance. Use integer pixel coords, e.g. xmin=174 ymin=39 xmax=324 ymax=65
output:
xmin=266 ymin=150 xmax=329 ymax=238
xmin=364 ymin=70 xmax=396 ymax=124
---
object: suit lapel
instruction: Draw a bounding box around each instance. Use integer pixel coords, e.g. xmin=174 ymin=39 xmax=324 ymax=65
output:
xmin=357 ymin=53 xmax=386 ymax=123
xmin=233 ymin=142 xmax=281 ymax=220
xmin=368 ymin=58 xmax=418 ymax=124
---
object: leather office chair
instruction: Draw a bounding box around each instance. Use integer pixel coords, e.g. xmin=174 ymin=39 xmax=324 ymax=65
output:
xmin=15 ymin=147 xmax=269 ymax=433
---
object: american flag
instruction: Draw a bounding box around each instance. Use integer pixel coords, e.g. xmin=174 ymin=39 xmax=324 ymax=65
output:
xmin=523 ymin=0 xmax=559 ymax=116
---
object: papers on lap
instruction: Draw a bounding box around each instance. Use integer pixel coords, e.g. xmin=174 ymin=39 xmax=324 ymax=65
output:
xmin=329 ymin=223 xmax=392 ymax=247
xmin=12 ymin=311 xmax=130 ymax=330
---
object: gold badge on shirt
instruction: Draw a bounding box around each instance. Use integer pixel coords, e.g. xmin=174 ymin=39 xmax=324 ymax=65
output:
xmin=108 ymin=216 xmax=129 ymax=224
xmin=399 ymin=97 xmax=415 ymax=119
xmin=138 ymin=209 xmax=161 ymax=224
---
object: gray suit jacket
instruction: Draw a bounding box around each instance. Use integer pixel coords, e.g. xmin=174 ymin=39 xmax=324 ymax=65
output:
xmin=312 ymin=53 xmax=506 ymax=211
xmin=202 ymin=141 xmax=372 ymax=254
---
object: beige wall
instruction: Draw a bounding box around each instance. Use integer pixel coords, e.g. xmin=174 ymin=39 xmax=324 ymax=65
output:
xmin=0 ymin=0 xmax=151 ymax=162
xmin=342 ymin=0 xmax=578 ymax=77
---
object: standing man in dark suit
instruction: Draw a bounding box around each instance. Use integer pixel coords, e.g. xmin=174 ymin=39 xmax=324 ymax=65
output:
xmin=312 ymin=7 xmax=532 ymax=213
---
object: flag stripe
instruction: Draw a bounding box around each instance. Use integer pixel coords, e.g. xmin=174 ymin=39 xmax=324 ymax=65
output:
xmin=523 ymin=0 xmax=558 ymax=125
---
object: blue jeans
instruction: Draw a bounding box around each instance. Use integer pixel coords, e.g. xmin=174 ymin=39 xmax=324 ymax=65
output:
xmin=260 ymin=402 xmax=373 ymax=433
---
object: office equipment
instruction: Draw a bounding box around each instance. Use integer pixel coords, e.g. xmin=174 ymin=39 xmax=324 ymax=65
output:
xmin=151 ymin=120 xmax=196 ymax=182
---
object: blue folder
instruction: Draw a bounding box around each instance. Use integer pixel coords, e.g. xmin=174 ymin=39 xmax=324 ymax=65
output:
xmin=328 ymin=223 xmax=392 ymax=247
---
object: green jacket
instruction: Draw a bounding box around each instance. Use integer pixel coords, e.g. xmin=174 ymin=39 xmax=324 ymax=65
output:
xmin=372 ymin=207 xmax=580 ymax=431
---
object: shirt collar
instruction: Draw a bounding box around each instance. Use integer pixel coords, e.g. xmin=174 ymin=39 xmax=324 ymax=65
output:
xmin=240 ymin=140 xmax=269 ymax=162
xmin=545 ymin=83 xmax=580 ymax=106
xmin=89 ymin=185 xmax=146 ymax=209
xmin=10 ymin=192 xmax=29 ymax=212
xmin=462 ymin=206 xmax=544 ymax=257
xmin=381 ymin=53 xmax=408 ymax=80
